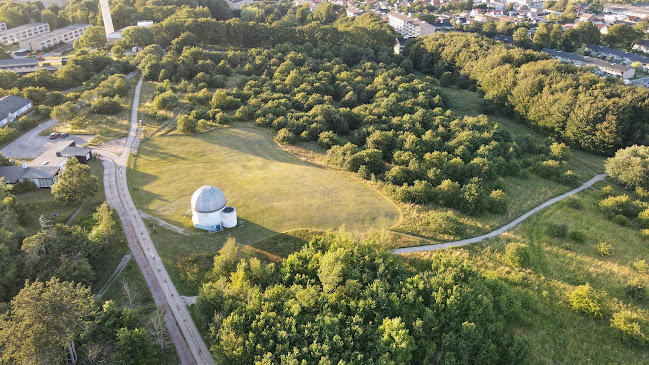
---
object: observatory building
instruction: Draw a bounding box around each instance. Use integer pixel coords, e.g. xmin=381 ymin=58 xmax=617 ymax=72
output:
xmin=191 ymin=186 xmax=237 ymax=232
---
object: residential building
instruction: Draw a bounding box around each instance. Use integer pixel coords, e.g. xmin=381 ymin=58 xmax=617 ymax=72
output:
xmin=633 ymin=40 xmax=649 ymax=54
xmin=542 ymin=48 xmax=636 ymax=79
xmin=0 ymin=58 xmax=39 ymax=75
xmin=0 ymin=140 xmax=93 ymax=188
xmin=19 ymin=24 xmax=90 ymax=51
xmin=387 ymin=12 xmax=436 ymax=38
xmin=586 ymin=44 xmax=649 ymax=70
xmin=0 ymin=95 xmax=33 ymax=127
xmin=494 ymin=35 xmax=514 ymax=45
xmin=394 ymin=37 xmax=406 ymax=54
xmin=346 ymin=7 xmax=365 ymax=17
xmin=604 ymin=3 xmax=649 ymax=19
xmin=0 ymin=23 xmax=50 ymax=46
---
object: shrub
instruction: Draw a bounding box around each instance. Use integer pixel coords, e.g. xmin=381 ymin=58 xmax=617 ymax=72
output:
xmin=504 ymin=242 xmax=531 ymax=268
xmin=638 ymin=209 xmax=649 ymax=228
xmin=318 ymin=131 xmax=340 ymax=149
xmin=549 ymin=142 xmax=570 ymax=160
xmin=625 ymin=278 xmax=646 ymax=301
xmin=633 ymin=259 xmax=648 ymax=275
xmin=531 ymin=159 xmax=563 ymax=179
xmin=425 ymin=211 xmax=465 ymax=238
xmin=599 ymin=195 xmax=641 ymax=218
xmin=176 ymin=115 xmax=197 ymax=134
xmin=274 ymin=128 xmax=296 ymax=145
xmin=597 ymin=242 xmax=612 ymax=256
xmin=547 ymin=222 xmax=568 ymax=238
xmin=601 ymin=185 xmax=613 ymax=197
xmin=612 ymin=214 xmax=629 ymax=226
xmin=90 ymin=96 xmax=122 ymax=114
xmin=152 ymin=90 xmax=178 ymax=111
xmin=488 ymin=189 xmax=507 ymax=214
xmin=11 ymin=179 xmax=37 ymax=194
xmin=568 ymin=230 xmax=586 ymax=243
xmin=560 ymin=170 xmax=579 ymax=186
xmin=357 ymin=165 xmax=370 ymax=180
xmin=439 ymin=71 xmax=455 ymax=86
xmin=569 ymin=283 xmax=606 ymax=319
xmin=610 ymin=310 xmax=649 ymax=346
xmin=642 ymin=229 xmax=649 ymax=241
xmin=566 ymin=196 xmax=582 ymax=209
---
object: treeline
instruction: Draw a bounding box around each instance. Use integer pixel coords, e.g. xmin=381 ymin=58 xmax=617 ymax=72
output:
xmin=196 ymin=235 xmax=529 ymax=364
xmin=408 ymin=32 xmax=649 ymax=155
xmin=146 ymin=42 xmax=578 ymax=214
xmin=148 ymin=12 xmax=395 ymax=50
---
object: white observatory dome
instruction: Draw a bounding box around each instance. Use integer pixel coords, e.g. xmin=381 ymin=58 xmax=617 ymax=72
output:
xmin=191 ymin=186 xmax=226 ymax=213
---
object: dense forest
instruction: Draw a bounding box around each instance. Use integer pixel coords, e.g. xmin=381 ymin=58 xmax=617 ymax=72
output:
xmin=196 ymin=235 xmax=529 ymax=364
xmin=407 ymin=32 xmax=649 ymax=155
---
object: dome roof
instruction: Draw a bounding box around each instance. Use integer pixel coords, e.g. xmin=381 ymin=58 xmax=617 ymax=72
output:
xmin=191 ymin=186 xmax=226 ymax=213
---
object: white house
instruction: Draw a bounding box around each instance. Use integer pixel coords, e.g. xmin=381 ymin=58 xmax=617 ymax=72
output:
xmin=0 ymin=95 xmax=33 ymax=127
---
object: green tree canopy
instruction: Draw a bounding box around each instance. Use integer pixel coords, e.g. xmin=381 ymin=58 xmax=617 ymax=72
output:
xmin=51 ymin=158 xmax=99 ymax=203
xmin=605 ymin=145 xmax=649 ymax=190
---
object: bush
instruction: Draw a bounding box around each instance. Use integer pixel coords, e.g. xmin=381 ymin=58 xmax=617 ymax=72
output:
xmin=625 ymin=278 xmax=646 ymax=301
xmin=549 ymin=142 xmax=570 ymax=160
xmin=11 ymin=180 xmax=37 ymax=194
xmin=633 ymin=259 xmax=648 ymax=275
xmin=569 ymin=283 xmax=606 ymax=319
xmin=488 ymin=189 xmax=507 ymax=214
xmin=531 ymin=159 xmax=563 ymax=179
xmin=547 ymin=222 xmax=568 ymax=238
xmin=599 ymin=195 xmax=641 ymax=218
xmin=152 ymin=90 xmax=178 ymax=111
xmin=504 ymin=242 xmax=531 ymax=268
xmin=357 ymin=165 xmax=370 ymax=180
xmin=568 ymin=230 xmax=586 ymax=243
xmin=642 ymin=229 xmax=649 ymax=241
xmin=425 ymin=211 xmax=465 ymax=238
xmin=610 ymin=310 xmax=649 ymax=346
xmin=318 ymin=131 xmax=340 ymax=149
xmin=90 ymin=96 xmax=122 ymax=114
xmin=560 ymin=170 xmax=579 ymax=186
xmin=638 ymin=209 xmax=649 ymax=228
xmin=612 ymin=214 xmax=629 ymax=226
xmin=597 ymin=242 xmax=612 ymax=256
xmin=176 ymin=115 xmax=197 ymax=134
xmin=274 ymin=128 xmax=296 ymax=145
xmin=439 ymin=71 xmax=455 ymax=86
xmin=601 ymin=185 xmax=613 ymax=197
xmin=566 ymin=196 xmax=582 ymax=209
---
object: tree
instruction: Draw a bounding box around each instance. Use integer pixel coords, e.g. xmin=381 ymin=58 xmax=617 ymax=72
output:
xmin=176 ymin=115 xmax=197 ymax=134
xmin=603 ymin=24 xmax=641 ymax=49
xmin=51 ymin=101 xmax=79 ymax=121
xmin=533 ymin=23 xmax=552 ymax=49
xmin=587 ymin=0 xmax=603 ymax=14
xmin=313 ymin=2 xmax=344 ymax=24
xmin=605 ymin=145 xmax=649 ymax=190
xmin=89 ymin=201 xmax=117 ymax=244
xmin=121 ymin=26 xmax=154 ymax=48
xmin=0 ymin=278 xmax=96 ymax=365
xmin=377 ymin=317 xmax=415 ymax=365
xmin=513 ymin=27 xmax=529 ymax=47
xmin=145 ymin=308 xmax=172 ymax=350
xmin=74 ymin=26 xmax=107 ymax=49
xmin=90 ymin=96 xmax=122 ymax=114
xmin=113 ymin=328 xmax=158 ymax=365
xmin=51 ymin=158 xmax=99 ymax=203
xmin=21 ymin=224 xmax=101 ymax=285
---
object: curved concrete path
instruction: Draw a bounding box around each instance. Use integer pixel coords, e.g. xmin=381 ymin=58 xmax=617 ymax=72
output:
xmin=394 ymin=174 xmax=607 ymax=254
xmin=99 ymin=77 xmax=214 ymax=365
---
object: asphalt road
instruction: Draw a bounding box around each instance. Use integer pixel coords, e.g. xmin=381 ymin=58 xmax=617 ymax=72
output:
xmin=393 ymin=173 xmax=608 ymax=254
xmin=98 ymin=77 xmax=214 ymax=365
xmin=0 ymin=118 xmax=93 ymax=159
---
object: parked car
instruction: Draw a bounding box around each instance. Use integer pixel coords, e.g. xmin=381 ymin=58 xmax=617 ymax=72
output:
xmin=60 ymin=132 xmax=69 ymax=138
xmin=49 ymin=133 xmax=60 ymax=139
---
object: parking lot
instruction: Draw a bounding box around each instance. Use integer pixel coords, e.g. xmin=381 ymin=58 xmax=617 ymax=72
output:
xmin=1 ymin=118 xmax=93 ymax=159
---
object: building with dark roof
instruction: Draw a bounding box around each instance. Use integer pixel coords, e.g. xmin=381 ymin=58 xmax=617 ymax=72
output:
xmin=0 ymin=58 xmax=39 ymax=75
xmin=494 ymin=35 xmax=514 ymax=45
xmin=0 ymin=140 xmax=92 ymax=188
xmin=0 ymin=95 xmax=33 ymax=127
xmin=633 ymin=39 xmax=649 ymax=54
xmin=586 ymin=44 xmax=649 ymax=70
xmin=542 ymin=48 xmax=636 ymax=79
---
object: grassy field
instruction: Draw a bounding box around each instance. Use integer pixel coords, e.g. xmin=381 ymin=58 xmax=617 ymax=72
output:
xmin=128 ymin=124 xmax=400 ymax=292
xmin=409 ymin=182 xmax=649 ymax=364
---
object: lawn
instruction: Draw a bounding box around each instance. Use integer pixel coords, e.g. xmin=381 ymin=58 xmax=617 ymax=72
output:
xmin=409 ymin=184 xmax=649 ymax=364
xmin=128 ymin=124 xmax=400 ymax=292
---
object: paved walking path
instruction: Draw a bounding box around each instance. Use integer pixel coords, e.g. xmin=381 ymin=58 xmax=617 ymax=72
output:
xmin=100 ymin=77 xmax=214 ymax=365
xmin=139 ymin=211 xmax=191 ymax=236
xmin=394 ymin=174 xmax=608 ymax=254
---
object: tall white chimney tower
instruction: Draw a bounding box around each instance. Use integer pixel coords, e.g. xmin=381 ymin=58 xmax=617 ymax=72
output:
xmin=99 ymin=0 xmax=114 ymax=36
